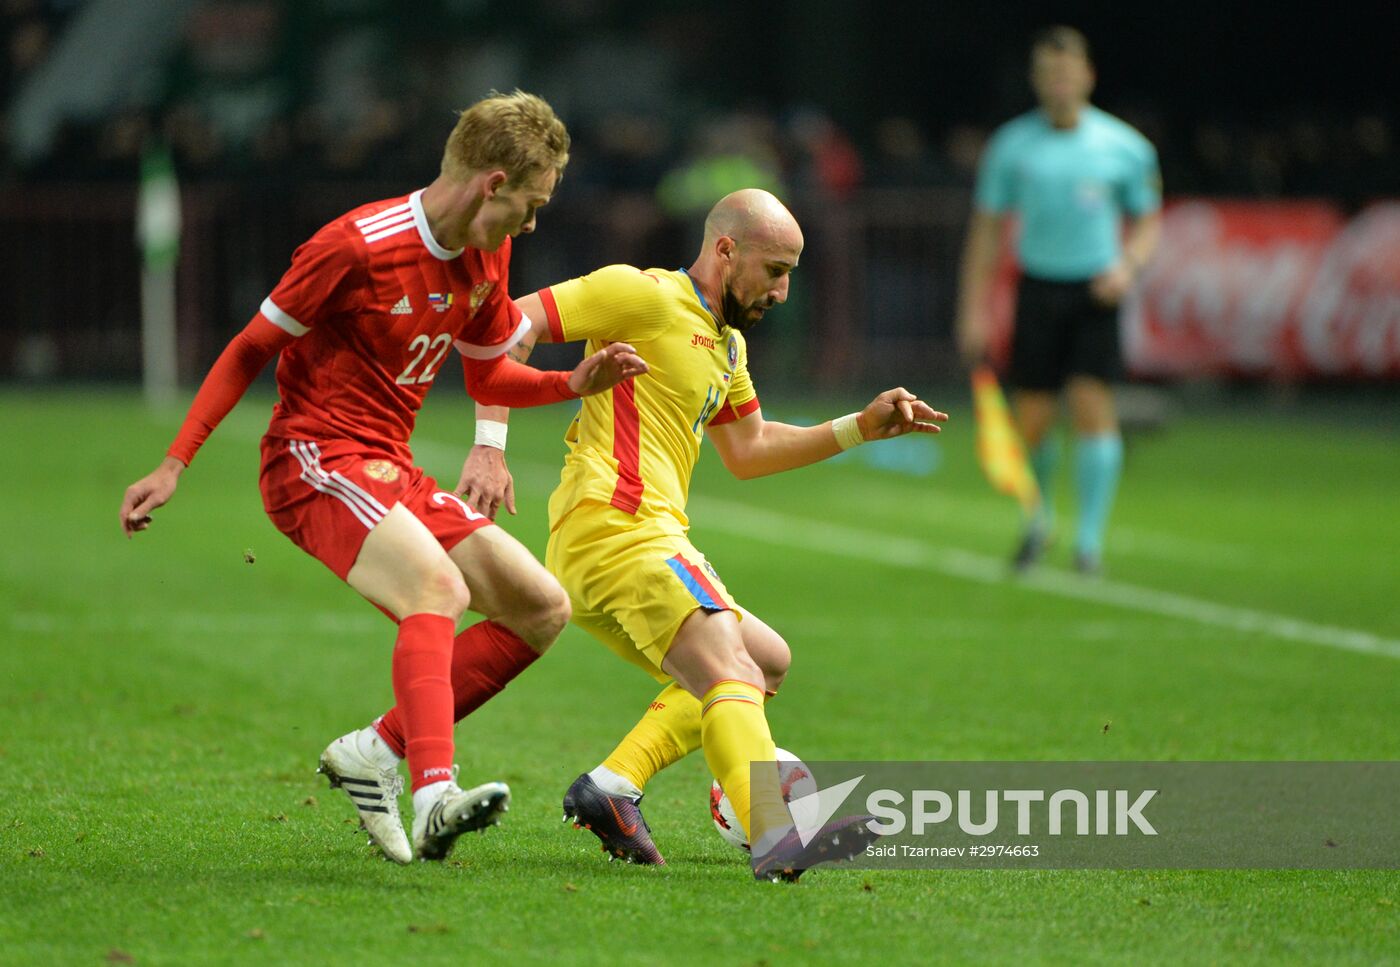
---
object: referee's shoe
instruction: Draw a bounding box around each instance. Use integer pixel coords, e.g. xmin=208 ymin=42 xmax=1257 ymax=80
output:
xmin=1012 ymin=526 xmax=1050 ymax=574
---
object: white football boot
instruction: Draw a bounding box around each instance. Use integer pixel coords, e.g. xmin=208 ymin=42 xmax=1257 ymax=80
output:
xmin=411 ymin=771 xmax=512 ymax=861
xmin=317 ymin=731 xmax=412 ymax=865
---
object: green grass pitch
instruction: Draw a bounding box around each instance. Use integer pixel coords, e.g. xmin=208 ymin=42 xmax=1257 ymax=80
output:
xmin=1 ymin=387 xmax=1396 ymax=965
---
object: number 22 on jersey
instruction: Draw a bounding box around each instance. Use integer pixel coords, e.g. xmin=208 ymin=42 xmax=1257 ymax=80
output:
xmin=396 ymin=333 xmax=453 ymax=385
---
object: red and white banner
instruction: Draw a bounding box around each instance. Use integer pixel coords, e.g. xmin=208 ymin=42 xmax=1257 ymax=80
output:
xmin=995 ymin=200 xmax=1400 ymax=379
xmin=1127 ymin=200 xmax=1400 ymax=379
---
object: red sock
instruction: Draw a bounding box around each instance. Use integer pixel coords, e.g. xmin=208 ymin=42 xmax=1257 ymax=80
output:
xmin=391 ymin=613 xmax=457 ymax=791
xmin=376 ymin=620 xmax=542 ymax=760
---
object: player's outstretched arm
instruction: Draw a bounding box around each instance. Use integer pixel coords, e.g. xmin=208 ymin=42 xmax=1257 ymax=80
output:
xmin=462 ymin=342 xmax=644 ymax=407
xmin=708 ymin=388 xmax=947 ymax=481
xmin=118 ymin=315 xmax=290 ymax=537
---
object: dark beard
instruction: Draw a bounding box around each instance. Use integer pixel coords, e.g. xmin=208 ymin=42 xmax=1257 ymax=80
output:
xmin=720 ymin=289 xmax=761 ymax=332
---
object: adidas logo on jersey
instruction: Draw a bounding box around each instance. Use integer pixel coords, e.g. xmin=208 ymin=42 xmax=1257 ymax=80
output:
xmin=390 ymin=295 xmax=412 ymax=315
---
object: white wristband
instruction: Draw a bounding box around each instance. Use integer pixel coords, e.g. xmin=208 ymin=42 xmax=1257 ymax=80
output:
xmin=475 ymin=420 xmax=508 ymax=451
xmin=831 ymin=412 xmax=866 ymax=450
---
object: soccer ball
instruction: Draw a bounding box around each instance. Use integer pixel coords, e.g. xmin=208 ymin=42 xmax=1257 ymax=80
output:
xmin=709 ymin=747 xmax=817 ymax=852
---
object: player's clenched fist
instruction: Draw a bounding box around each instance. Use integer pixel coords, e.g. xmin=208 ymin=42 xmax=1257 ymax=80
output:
xmin=857 ymin=388 xmax=948 ymax=440
xmin=567 ymin=342 xmax=648 ymax=396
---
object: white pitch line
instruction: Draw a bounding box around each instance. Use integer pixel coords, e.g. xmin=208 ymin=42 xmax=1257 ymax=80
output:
xmin=684 ymin=497 xmax=1400 ymax=661
xmin=410 ymin=440 xmax=1400 ymax=661
xmin=200 ymin=417 xmax=1400 ymax=661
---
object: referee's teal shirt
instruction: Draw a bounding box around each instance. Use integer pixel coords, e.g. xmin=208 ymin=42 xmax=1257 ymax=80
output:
xmin=975 ymin=105 xmax=1161 ymax=282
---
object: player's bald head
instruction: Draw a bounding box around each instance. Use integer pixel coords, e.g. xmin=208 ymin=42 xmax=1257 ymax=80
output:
xmin=693 ymin=189 xmax=802 ymax=332
xmin=702 ymin=189 xmax=803 ymax=254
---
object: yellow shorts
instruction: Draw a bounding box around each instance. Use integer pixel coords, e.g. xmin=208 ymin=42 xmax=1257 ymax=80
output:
xmin=547 ymin=500 xmax=740 ymax=681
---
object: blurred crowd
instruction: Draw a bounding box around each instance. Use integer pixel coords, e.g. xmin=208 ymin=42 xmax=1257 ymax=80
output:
xmin=3 ymin=0 xmax=1398 ymax=210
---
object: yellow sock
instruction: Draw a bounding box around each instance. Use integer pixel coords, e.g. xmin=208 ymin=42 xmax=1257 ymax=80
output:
xmin=700 ymin=679 xmax=789 ymax=843
xmin=600 ymin=685 xmax=781 ymax=792
xmin=602 ymin=683 xmax=701 ymax=791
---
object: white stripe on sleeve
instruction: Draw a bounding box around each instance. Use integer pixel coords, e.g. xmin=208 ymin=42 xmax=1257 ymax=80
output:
xmin=454 ymin=313 xmax=532 ymax=360
xmin=261 ymin=298 xmax=310 ymax=337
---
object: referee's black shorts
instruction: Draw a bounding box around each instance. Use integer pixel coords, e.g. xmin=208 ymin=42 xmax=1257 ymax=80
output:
xmin=1008 ymin=274 xmax=1123 ymax=392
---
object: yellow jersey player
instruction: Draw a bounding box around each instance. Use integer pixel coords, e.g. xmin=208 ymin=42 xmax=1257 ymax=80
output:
xmin=463 ymin=189 xmax=947 ymax=880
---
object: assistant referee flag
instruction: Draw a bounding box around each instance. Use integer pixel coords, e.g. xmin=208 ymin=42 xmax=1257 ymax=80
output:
xmin=972 ymin=365 xmax=1040 ymax=515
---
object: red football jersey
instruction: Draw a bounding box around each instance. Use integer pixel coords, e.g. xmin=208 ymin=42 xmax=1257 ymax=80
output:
xmin=257 ymin=189 xmax=528 ymax=461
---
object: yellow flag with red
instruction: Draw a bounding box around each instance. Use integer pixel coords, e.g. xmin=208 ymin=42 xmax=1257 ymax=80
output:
xmin=971 ymin=365 xmax=1040 ymax=514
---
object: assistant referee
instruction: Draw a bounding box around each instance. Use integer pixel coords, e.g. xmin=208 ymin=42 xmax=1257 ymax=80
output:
xmin=957 ymin=25 xmax=1162 ymax=575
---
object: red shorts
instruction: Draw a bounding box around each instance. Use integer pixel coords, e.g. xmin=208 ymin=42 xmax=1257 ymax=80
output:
xmin=259 ymin=435 xmax=493 ymax=580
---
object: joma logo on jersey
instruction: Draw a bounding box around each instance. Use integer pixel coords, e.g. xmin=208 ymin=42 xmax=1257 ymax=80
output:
xmin=692 ymin=334 xmax=717 ymax=349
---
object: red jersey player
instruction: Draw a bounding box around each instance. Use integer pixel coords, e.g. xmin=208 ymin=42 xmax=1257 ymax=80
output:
xmin=119 ymin=92 xmax=646 ymax=865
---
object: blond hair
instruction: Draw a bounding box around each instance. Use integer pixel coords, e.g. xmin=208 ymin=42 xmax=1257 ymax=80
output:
xmin=441 ymin=90 xmax=570 ymax=186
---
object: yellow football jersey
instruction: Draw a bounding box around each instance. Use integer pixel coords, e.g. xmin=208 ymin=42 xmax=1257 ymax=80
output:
xmin=538 ymin=265 xmax=759 ymax=530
